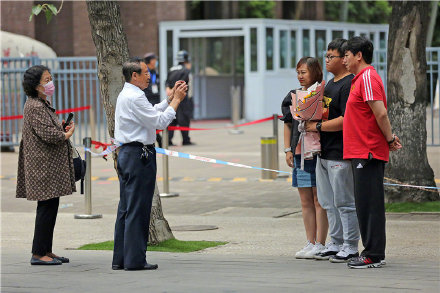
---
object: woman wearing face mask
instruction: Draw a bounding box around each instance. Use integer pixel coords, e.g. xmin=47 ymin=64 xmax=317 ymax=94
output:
xmin=280 ymin=57 xmax=328 ymax=259
xmin=17 ymin=65 xmax=76 ymax=265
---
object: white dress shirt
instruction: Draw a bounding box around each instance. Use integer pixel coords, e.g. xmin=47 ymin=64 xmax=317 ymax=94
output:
xmin=115 ymin=82 xmax=176 ymax=145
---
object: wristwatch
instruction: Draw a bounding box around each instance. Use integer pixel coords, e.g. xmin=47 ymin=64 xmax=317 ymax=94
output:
xmin=316 ymin=122 xmax=322 ymax=132
xmin=284 ymin=147 xmax=292 ymax=153
xmin=387 ymin=135 xmax=395 ymax=144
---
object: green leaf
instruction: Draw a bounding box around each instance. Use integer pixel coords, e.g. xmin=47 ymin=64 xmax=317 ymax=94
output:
xmin=45 ymin=9 xmax=53 ymax=24
xmin=32 ymin=5 xmax=42 ymax=16
xmin=29 ymin=13 xmax=33 ymax=22
xmin=47 ymin=4 xmax=58 ymax=15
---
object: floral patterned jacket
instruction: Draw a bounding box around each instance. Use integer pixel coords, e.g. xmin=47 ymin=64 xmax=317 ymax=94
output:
xmin=16 ymin=97 xmax=76 ymax=201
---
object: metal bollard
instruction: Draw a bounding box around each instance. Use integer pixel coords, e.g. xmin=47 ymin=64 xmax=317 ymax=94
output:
xmin=261 ymin=136 xmax=278 ymax=179
xmin=74 ymin=137 xmax=102 ymax=219
xmin=159 ymin=129 xmax=179 ymax=198
xmin=228 ymin=85 xmax=244 ymax=134
xmin=272 ymin=114 xmax=279 ymax=172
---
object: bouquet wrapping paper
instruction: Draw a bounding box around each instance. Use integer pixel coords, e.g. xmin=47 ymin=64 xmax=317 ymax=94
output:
xmin=290 ymin=81 xmax=325 ymax=170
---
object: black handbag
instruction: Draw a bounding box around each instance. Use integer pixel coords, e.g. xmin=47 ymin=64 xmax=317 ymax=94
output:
xmin=72 ymin=146 xmax=86 ymax=194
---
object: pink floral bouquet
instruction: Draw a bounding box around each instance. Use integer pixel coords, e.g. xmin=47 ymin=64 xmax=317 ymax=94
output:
xmin=290 ymin=81 xmax=325 ymax=169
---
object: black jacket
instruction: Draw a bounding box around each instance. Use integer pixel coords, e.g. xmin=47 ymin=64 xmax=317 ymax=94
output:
xmin=280 ymin=89 xmax=300 ymax=152
xmin=165 ymin=64 xmax=193 ymax=117
xmin=143 ymin=69 xmax=160 ymax=105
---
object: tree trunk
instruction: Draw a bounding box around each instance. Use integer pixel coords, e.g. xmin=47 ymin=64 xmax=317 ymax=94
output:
xmin=149 ymin=185 xmax=175 ymax=245
xmin=386 ymin=1 xmax=439 ymax=202
xmin=86 ymin=1 xmax=174 ymax=242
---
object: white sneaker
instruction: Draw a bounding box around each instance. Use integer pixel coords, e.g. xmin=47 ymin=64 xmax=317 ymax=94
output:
xmin=303 ymin=242 xmax=325 ymax=259
xmin=314 ymin=242 xmax=340 ymax=260
xmin=329 ymin=243 xmax=359 ymax=263
xmin=295 ymin=241 xmax=314 ymax=259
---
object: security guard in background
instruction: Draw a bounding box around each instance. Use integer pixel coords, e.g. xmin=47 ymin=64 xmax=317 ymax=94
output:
xmin=165 ymin=50 xmax=194 ymax=146
xmin=143 ymin=52 xmax=162 ymax=147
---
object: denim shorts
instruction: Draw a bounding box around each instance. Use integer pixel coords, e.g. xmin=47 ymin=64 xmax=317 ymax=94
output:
xmin=292 ymin=154 xmax=317 ymax=188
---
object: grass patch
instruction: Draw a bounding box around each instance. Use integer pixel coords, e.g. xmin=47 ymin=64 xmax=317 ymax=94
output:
xmin=385 ymin=201 xmax=440 ymax=213
xmin=78 ymin=239 xmax=227 ymax=253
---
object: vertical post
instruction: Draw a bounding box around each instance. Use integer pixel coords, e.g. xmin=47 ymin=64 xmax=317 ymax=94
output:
xmin=261 ymin=136 xmax=277 ymax=180
xmin=229 ymin=85 xmax=244 ymax=134
xmin=272 ymin=113 xmax=279 ymax=171
xmin=75 ymin=137 xmax=102 ymax=219
xmin=160 ymin=129 xmax=179 ymax=198
xmin=89 ymin=106 xmax=97 ymax=141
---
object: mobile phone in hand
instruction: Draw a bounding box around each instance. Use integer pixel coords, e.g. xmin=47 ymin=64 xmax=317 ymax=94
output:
xmin=63 ymin=113 xmax=74 ymax=131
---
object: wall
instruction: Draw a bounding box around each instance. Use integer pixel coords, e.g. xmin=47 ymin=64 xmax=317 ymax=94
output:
xmin=120 ymin=1 xmax=186 ymax=57
xmin=0 ymin=0 xmax=186 ymax=57
xmin=0 ymin=1 xmax=35 ymax=39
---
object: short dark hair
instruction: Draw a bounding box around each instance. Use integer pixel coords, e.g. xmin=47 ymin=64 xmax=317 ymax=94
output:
xmin=122 ymin=57 xmax=144 ymax=82
xmin=345 ymin=36 xmax=374 ymax=64
xmin=144 ymin=53 xmax=157 ymax=64
xmin=22 ymin=65 xmax=50 ymax=97
xmin=327 ymin=38 xmax=347 ymax=57
xmin=296 ymin=57 xmax=323 ymax=84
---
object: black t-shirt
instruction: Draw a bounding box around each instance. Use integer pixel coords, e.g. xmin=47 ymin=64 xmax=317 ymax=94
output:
xmin=320 ymin=74 xmax=354 ymax=160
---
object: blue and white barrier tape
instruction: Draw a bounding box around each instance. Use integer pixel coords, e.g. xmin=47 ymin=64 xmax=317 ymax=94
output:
xmin=85 ymin=144 xmax=439 ymax=191
xmin=155 ymin=147 xmax=291 ymax=175
xmin=85 ymin=145 xmax=289 ymax=174
xmin=383 ymin=182 xmax=440 ymax=190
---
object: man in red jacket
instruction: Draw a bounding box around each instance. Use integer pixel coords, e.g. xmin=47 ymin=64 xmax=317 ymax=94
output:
xmin=342 ymin=36 xmax=402 ymax=269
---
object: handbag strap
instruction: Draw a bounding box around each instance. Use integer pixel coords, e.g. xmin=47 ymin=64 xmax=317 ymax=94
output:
xmin=69 ymin=140 xmax=82 ymax=159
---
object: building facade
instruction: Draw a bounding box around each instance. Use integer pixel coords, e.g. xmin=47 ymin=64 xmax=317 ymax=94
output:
xmin=1 ymin=1 xmax=186 ymax=57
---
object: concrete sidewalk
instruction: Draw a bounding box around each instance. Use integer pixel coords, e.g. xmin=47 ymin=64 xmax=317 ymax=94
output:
xmin=1 ymin=120 xmax=440 ymax=292
xmin=2 ymin=249 xmax=439 ymax=293
xmin=2 ymin=211 xmax=439 ymax=292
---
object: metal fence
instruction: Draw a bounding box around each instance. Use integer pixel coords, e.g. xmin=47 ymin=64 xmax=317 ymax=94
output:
xmin=323 ymin=47 xmax=440 ymax=146
xmin=1 ymin=57 xmax=108 ymax=147
xmin=1 ymin=50 xmax=440 ymax=147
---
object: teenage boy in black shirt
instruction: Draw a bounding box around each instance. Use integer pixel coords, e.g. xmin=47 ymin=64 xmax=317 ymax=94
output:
xmin=305 ymin=39 xmax=360 ymax=262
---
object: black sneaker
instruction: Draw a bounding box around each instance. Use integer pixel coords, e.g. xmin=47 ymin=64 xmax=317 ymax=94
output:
xmin=314 ymin=250 xmax=338 ymax=260
xmin=347 ymin=256 xmax=383 ymax=269
xmin=329 ymin=252 xmax=359 ymax=263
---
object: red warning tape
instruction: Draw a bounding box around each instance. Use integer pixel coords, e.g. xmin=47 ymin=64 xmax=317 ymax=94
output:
xmin=92 ymin=114 xmax=282 ymax=149
xmin=1 ymin=105 xmax=91 ymax=121
xmin=159 ymin=115 xmax=282 ymax=132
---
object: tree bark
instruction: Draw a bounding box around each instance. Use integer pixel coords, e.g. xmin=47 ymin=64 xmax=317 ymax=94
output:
xmin=149 ymin=185 xmax=175 ymax=245
xmin=386 ymin=1 xmax=439 ymax=202
xmin=86 ymin=0 xmax=174 ymax=242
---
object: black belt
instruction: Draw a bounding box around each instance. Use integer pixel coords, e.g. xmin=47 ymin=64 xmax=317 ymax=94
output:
xmin=124 ymin=142 xmax=155 ymax=149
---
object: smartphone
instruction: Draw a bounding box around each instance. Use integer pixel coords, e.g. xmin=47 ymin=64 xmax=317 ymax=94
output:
xmin=63 ymin=113 xmax=74 ymax=131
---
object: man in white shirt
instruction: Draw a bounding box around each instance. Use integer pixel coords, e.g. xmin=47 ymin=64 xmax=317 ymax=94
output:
xmin=112 ymin=57 xmax=187 ymax=271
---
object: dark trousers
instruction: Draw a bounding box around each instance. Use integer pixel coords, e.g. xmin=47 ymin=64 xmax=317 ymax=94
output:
xmin=112 ymin=145 xmax=156 ymax=269
xmin=32 ymin=197 xmax=59 ymax=256
xmin=168 ymin=108 xmax=191 ymax=144
xmin=351 ymin=158 xmax=386 ymax=261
